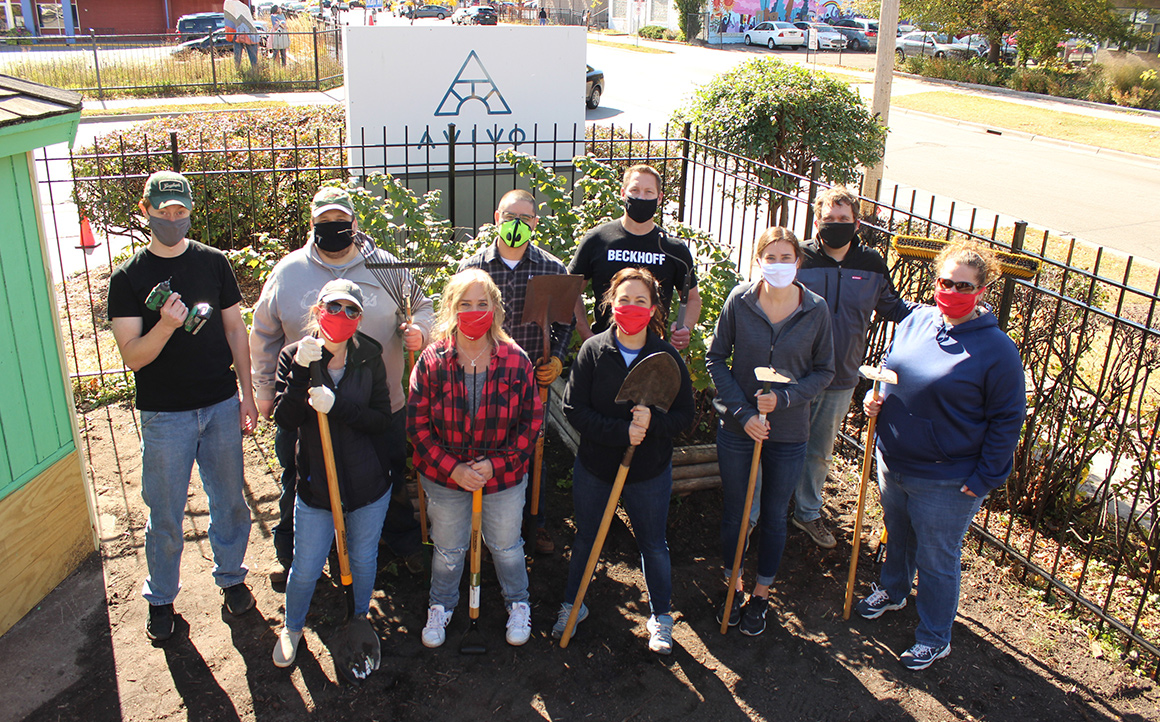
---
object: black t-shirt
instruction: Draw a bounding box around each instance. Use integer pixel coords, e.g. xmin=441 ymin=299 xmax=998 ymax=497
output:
xmin=107 ymin=242 xmax=243 ymax=412
xmin=568 ymin=219 xmax=698 ymax=333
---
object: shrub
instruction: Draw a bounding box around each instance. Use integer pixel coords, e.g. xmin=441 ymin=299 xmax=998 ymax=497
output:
xmin=72 ymin=106 xmax=346 ymax=252
xmin=638 ymin=25 xmax=677 ymax=41
xmin=673 ymin=0 xmax=704 ymax=42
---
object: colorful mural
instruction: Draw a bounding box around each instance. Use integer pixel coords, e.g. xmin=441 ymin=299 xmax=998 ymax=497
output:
xmin=709 ymin=0 xmax=856 ymax=27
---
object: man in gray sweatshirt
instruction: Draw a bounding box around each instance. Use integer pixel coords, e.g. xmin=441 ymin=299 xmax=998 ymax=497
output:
xmin=249 ymin=186 xmax=435 ymax=575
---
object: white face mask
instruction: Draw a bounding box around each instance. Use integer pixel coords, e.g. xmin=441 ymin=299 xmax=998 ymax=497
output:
xmin=760 ymin=261 xmax=797 ymax=289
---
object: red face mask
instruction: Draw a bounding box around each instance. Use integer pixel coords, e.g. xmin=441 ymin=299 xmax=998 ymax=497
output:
xmin=319 ymin=310 xmax=359 ymax=343
xmin=457 ymin=310 xmax=494 ymax=340
xmin=612 ymin=304 xmax=653 ymax=336
xmin=934 ymin=287 xmax=984 ymax=319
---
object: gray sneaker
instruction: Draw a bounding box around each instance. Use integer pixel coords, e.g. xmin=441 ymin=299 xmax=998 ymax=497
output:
xmin=793 ymin=516 xmax=838 ymax=549
xmin=551 ymin=602 xmax=588 ymax=639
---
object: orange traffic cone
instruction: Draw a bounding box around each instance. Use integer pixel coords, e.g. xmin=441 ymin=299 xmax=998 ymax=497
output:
xmin=76 ymin=216 xmax=101 ymax=250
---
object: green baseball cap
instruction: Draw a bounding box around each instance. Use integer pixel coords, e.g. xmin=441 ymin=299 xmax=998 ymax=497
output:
xmin=144 ymin=170 xmax=193 ymax=210
xmin=311 ymin=186 xmax=354 ymax=219
xmin=317 ymin=278 xmax=364 ymax=310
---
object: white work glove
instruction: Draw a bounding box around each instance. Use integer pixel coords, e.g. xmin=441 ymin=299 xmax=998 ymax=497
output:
xmin=308 ymin=385 xmax=335 ymax=414
xmin=294 ymin=336 xmax=323 ymax=367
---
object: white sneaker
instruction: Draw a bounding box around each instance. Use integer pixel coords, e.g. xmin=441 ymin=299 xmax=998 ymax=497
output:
xmin=646 ymin=614 xmax=674 ymax=655
xmin=422 ymin=604 xmax=453 ymax=648
xmin=506 ymin=601 xmax=532 ymax=646
xmin=272 ymin=627 xmax=303 ymax=668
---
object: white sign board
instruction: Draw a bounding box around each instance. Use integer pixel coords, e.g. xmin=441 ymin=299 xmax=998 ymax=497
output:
xmin=344 ymin=26 xmax=586 ymax=172
xmin=808 ymin=28 xmax=819 ymax=51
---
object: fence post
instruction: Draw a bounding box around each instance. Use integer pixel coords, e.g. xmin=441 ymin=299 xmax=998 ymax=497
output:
xmin=210 ymin=39 xmax=218 ymax=94
xmin=447 ymin=123 xmax=457 ymax=229
xmin=90 ymin=31 xmax=104 ymax=101
xmin=169 ymin=132 xmax=182 ymax=173
xmin=997 ymin=220 xmax=1027 ymax=331
xmin=313 ymin=28 xmax=321 ymax=91
xmin=803 ymin=159 xmax=820 ymax=233
xmin=677 ymin=121 xmax=691 ymax=224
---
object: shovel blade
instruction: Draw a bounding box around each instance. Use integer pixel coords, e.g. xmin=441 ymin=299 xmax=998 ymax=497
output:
xmin=858 ymin=365 xmax=898 ymax=385
xmin=615 ymin=352 xmax=682 ymax=412
xmin=333 ymin=616 xmax=381 ymax=685
xmin=521 ymin=274 xmax=586 ymax=327
xmin=459 ymin=621 xmax=487 ymax=655
xmin=754 ymin=366 xmax=795 ymax=384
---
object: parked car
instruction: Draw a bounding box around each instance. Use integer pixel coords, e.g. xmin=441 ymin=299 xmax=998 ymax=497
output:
xmin=174 ymin=21 xmax=270 ymax=54
xmin=896 ymin=23 xmax=918 ymax=36
xmin=793 ymin=22 xmax=847 ymax=50
xmin=451 ymin=6 xmax=471 ymax=23
xmin=405 ymin=4 xmax=449 ymax=19
xmin=175 ymin=12 xmax=225 ymax=41
xmin=828 ymin=17 xmax=877 ymax=51
xmin=744 ymin=21 xmax=805 ymax=50
xmin=586 ymin=65 xmax=604 ymax=109
xmin=895 ymin=31 xmax=975 ymax=60
xmin=956 ymin=33 xmax=991 ymax=58
xmin=465 ymin=6 xmax=497 ymax=24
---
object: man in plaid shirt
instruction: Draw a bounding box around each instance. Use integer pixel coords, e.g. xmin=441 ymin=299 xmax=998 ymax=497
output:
xmin=458 ymin=189 xmax=575 ymax=554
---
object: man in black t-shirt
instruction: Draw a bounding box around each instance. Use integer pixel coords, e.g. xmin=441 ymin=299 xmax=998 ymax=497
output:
xmin=568 ymin=164 xmax=701 ymax=350
xmin=107 ymin=171 xmax=258 ymax=642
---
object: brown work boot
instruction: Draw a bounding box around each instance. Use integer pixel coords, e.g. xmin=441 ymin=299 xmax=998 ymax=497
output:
xmin=793 ymin=516 xmax=838 ymax=549
xmin=535 ymin=527 xmax=556 ymax=555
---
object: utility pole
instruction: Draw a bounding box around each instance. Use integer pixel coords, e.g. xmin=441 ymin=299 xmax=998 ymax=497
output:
xmin=860 ymin=0 xmax=900 ymax=215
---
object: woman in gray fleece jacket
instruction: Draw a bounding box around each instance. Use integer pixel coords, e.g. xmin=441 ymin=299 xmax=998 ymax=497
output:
xmin=706 ymin=227 xmax=835 ymax=636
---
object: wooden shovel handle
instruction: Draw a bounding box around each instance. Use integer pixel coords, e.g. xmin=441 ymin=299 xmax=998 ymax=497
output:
xmin=721 ymin=418 xmax=764 ymax=633
xmin=468 ymin=488 xmax=483 ymax=621
xmin=530 ymin=384 xmax=550 ymax=517
xmin=560 ymin=445 xmax=636 ymax=648
xmin=312 ymin=361 xmax=352 ymax=587
xmin=843 ymin=383 xmax=882 ymax=620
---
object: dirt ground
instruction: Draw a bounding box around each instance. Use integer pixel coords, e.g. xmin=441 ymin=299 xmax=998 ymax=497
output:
xmin=8 ymin=400 xmax=1160 ymax=722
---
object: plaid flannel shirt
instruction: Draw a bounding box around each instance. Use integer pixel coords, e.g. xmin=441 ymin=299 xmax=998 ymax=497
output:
xmin=407 ymin=337 xmax=543 ymax=493
xmin=458 ymin=242 xmax=575 ymax=363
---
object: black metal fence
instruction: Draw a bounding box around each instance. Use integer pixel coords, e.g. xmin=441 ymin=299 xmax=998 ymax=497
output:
xmin=38 ymin=121 xmax=1160 ymax=674
xmin=0 ymin=26 xmax=342 ymax=98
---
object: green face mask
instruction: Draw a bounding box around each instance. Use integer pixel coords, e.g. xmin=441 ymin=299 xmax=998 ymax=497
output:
xmin=498 ymin=218 xmax=531 ymax=248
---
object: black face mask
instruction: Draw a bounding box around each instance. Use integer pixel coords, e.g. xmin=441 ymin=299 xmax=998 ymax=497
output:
xmin=624 ymin=196 xmax=658 ymax=224
xmin=314 ymin=220 xmax=354 ymax=253
xmin=817 ymin=221 xmax=857 ymax=249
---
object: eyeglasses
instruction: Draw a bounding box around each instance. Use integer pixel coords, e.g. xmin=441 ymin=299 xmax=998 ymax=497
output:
xmin=936 ymin=277 xmax=983 ymax=294
xmin=499 ymin=211 xmax=536 ymax=224
xmin=324 ymin=301 xmax=362 ymax=319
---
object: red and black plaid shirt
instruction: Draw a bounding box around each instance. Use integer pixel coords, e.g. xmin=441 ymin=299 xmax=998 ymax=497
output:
xmin=407 ymin=337 xmax=543 ymax=492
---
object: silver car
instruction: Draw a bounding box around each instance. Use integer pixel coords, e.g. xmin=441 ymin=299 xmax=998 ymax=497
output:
xmin=793 ymin=22 xmax=847 ymax=51
xmin=895 ymin=31 xmax=975 ymax=60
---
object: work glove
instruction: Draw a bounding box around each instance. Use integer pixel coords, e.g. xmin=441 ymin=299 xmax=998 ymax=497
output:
xmin=308 ymin=385 xmax=336 ymax=414
xmin=294 ymin=336 xmax=323 ymax=367
xmin=535 ymin=356 xmax=563 ymax=387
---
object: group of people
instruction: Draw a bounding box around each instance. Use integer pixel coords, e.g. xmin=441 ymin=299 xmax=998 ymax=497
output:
xmin=109 ymin=164 xmax=1024 ymax=675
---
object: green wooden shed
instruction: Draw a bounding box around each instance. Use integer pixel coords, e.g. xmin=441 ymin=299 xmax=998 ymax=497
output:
xmin=0 ymin=75 xmax=95 ymax=638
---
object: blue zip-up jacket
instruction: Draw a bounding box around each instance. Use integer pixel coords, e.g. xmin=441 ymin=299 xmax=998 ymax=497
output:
xmin=875 ymin=306 xmax=1026 ymax=497
xmin=706 ymin=281 xmax=835 ymax=443
xmin=798 ymin=237 xmax=916 ymax=390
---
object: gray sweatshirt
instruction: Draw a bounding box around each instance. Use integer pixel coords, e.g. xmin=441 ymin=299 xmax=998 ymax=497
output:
xmin=249 ymin=230 xmax=435 ymax=413
xmin=706 ymin=280 xmax=835 ymax=443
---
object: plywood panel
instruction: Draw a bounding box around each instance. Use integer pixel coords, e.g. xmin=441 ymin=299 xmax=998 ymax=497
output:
xmin=0 ymin=451 xmax=94 ymax=638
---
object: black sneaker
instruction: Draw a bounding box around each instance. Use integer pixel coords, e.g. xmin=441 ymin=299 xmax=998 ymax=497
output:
xmin=222 ymin=583 xmax=255 ymax=616
xmin=716 ymin=591 xmax=746 ymax=628
xmin=147 ymin=603 xmax=175 ymax=641
xmin=738 ymin=595 xmax=769 ymax=637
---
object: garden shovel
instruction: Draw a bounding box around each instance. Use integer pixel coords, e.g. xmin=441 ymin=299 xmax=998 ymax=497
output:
xmin=559 ymin=352 xmax=682 ymax=648
xmin=843 ymin=364 xmax=898 ymax=621
xmin=459 ymin=487 xmax=487 ymax=655
xmin=719 ymin=366 xmax=795 ymax=633
xmin=520 ymin=274 xmax=585 ymax=523
xmin=310 ymin=363 xmax=381 ymax=684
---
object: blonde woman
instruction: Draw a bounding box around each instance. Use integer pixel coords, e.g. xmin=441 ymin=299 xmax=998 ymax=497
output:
xmin=407 ymin=269 xmax=543 ymax=648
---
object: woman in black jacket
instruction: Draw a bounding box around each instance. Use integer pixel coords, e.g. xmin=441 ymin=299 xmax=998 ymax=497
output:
xmin=555 ymin=267 xmax=694 ymax=655
xmin=271 ymin=279 xmax=393 ymax=668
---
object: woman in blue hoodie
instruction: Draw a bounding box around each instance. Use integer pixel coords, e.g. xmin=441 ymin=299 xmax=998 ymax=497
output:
xmin=857 ymin=241 xmax=1025 ymax=671
xmin=707 ymin=227 xmax=834 ymax=637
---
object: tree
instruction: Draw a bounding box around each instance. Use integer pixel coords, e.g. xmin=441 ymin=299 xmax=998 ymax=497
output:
xmin=673 ymin=0 xmax=705 ymax=42
xmin=671 ymin=58 xmax=886 ymax=190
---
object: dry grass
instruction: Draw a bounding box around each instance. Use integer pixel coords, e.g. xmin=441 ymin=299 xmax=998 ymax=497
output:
xmin=891 ymin=91 xmax=1160 ymax=159
xmin=586 ymin=37 xmax=672 ymax=54
xmin=82 ymin=101 xmax=290 ymax=117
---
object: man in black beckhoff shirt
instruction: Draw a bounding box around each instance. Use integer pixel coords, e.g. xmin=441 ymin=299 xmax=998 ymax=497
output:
xmin=569 ymin=164 xmax=701 ymax=351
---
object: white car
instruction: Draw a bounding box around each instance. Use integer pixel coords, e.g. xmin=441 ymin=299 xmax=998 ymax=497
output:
xmin=744 ymin=21 xmax=805 ymax=50
xmin=794 ymin=22 xmax=847 ymax=50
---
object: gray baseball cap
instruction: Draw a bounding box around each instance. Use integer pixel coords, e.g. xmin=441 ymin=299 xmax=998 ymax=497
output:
xmin=317 ymin=278 xmax=364 ymax=310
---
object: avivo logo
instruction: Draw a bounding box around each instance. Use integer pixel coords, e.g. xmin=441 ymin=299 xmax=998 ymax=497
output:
xmin=435 ymin=50 xmax=511 ymax=116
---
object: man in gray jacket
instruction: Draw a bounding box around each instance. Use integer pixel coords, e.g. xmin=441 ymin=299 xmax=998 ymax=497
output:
xmin=250 ymin=186 xmax=434 ymax=576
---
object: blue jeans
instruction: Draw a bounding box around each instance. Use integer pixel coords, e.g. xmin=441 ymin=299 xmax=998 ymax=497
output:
xmin=233 ymin=41 xmax=258 ymax=67
xmin=284 ymin=491 xmax=390 ymax=632
xmin=718 ymin=427 xmax=806 ymax=587
xmin=794 ymin=386 xmax=856 ymax=523
xmin=877 ymin=461 xmax=984 ymax=648
xmin=273 ymin=424 xmax=298 ymax=564
xmin=140 ymin=396 xmax=250 ymax=605
xmin=423 ymin=478 xmax=529 ymax=610
xmin=564 ymin=459 xmax=672 ymax=615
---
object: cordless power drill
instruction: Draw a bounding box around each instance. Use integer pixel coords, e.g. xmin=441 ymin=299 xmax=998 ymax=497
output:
xmin=144 ymin=279 xmax=213 ymax=335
